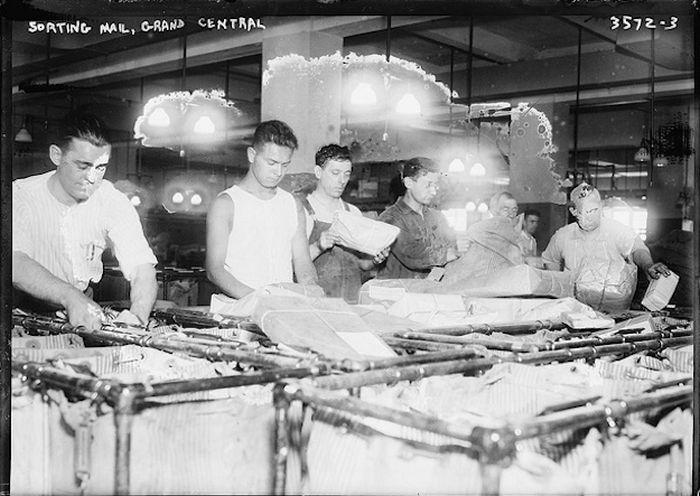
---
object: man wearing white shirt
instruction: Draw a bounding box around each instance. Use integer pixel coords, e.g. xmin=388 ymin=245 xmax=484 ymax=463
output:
xmin=518 ymin=209 xmax=540 ymax=258
xmin=302 ymin=144 xmax=388 ymax=302
xmin=13 ymin=111 xmax=158 ymax=330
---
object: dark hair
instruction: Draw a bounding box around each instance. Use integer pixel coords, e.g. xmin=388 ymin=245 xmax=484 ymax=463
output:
xmin=524 ymin=208 xmax=541 ymax=219
xmin=489 ymin=191 xmax=515 ymax=212
xmin=55 ymin=111 xmax=111 ymax=151
xmin=252 ymin=120 xmax=298 ymax=150
xmin=315 ymin=144 xmax=351 ymax=168
xmin=401 ymin=157 xmax=438 ymax=180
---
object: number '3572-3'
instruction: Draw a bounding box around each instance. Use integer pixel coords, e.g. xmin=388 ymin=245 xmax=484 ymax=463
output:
xmin=610 ymin=16 xmax=678 ymax=31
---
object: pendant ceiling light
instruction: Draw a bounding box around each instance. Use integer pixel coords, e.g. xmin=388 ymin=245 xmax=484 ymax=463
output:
xmin=193 ymin=115 xmax=216 ymax=135
xmin=448 ymin=158 xmax=465 ymax=173
xmin=350 ymin=82 xmax=377 ymax=106
xmin=15 ymin=125 xmax=32 ymax=143
xmin=396 ymin=93 xmax=421 ymax=115
xmin=469 ymin=162 xmax=486 ymax=177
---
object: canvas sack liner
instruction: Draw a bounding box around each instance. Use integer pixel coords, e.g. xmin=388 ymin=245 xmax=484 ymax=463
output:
xmin=210 ymin=283 xmax=324 ymax=318
xmin=330 ymin=210 xmax=400 ymax=256
xmin=574 ymin=258 xmax=637 ymax=313
xmin=359 ymin=265 xmax=574 ymax=307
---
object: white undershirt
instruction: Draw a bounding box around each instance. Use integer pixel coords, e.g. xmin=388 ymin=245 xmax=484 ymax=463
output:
xmin=305 ymin=191 xmax=362 ymax=238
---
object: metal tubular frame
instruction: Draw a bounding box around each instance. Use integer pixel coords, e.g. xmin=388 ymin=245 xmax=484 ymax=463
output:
xmin=11 ymin=311 xmax=692 ymax=495
xmin=272 ymin=381 xmax=693 ymax=496
xmin=309 ymin=333 xmax=692 ymax=390
xmin=11 ymin=358 xmax=336 ymax=495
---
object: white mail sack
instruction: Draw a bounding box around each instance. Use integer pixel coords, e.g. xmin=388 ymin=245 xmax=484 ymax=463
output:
xmin=331 ymin=210 xmax=400 ymax=256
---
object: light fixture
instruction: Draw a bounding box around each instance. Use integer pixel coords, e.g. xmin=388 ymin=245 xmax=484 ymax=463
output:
xmin=172 ymin=191 xmax=184 ymax=204
xmin=190 ymin=192 xmax=203 ymax=206
xmin=15 ymin=118 xmax=32 ymax=143
xmin=15 ymin=127 xmax=32 ymax=143
xmin=653 ymin=155 xmax=668 ymax=167
xmin=193 ymin=115 xmax=215 ymax=134
xmin=477 ymin=202 xmax=488 ymax=213
xmin=148 ymin=107 xmax=170 ymax=127
xmin=469 ymin=162 xmax=486 ymax=177
xmin=448 ymin=158 xmax=465 ymax=173
xmin=350 ymin=83 xmax=377 ymax=106
xmin=396 ymin=92 xmax=421 ymax=115
xmin=465 ymin=201 xmax=476 ymax=212
xmin=634 ymin=143 xmax=650 ymax=163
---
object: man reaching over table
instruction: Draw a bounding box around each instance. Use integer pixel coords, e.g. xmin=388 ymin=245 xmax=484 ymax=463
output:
xmin=13 ymin=111 xmax=158 ymax=330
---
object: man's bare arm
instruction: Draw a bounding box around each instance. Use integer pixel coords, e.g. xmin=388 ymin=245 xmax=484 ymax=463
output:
xmin=632 ymin=246 xmax=671 ymax=280
xmin=292 ymin=198 xmax=320 ymax=286
xmin=13 ymin=251 xmax=104 ymax=330
xmin=128 ymin=263 xmax=158 ymax=323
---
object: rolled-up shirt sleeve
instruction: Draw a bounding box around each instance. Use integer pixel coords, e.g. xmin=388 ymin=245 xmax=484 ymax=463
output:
xmin=541 ymin=231 xmax=563 ymax=270
xmin=106 ymin=192 xmax=157 ymax=281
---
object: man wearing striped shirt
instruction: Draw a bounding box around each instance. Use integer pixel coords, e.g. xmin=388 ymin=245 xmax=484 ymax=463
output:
xmin=13 ymin=111 xmax=158 ymax=330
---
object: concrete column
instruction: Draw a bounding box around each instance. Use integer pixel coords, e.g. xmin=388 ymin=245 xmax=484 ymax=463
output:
xmin=261 ymin=28 xmax=343 ymax=173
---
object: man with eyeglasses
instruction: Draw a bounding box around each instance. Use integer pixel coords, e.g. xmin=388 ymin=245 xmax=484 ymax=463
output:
xmin=542 ymin=182 xmax=670 ymax=311
xmin=377 ymin=157 xmax=458 ymax=279
xmin=12 ymin=111 xmax=158 ymax=330
xmin=446 ymin=191 xmax=528 ymax=279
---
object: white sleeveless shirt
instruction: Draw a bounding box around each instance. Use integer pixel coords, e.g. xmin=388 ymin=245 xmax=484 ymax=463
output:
xmin=222 ymin=185 xmax=298 ymax=289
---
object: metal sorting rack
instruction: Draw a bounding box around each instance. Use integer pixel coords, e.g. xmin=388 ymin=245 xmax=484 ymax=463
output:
xmin=269 ymin=320 xmax=692 ymax=495
xmin=272 ymin=379 xmax=692 ymax=496
xmin=10 ymin=309 xmax=487 ymax=494
xmin=11 ymin=308 xmax=329 ymax=494
xmin=11 ymin=309 xmax=693 ymax=495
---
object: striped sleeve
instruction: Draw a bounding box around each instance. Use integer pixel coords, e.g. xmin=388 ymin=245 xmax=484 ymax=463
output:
xmin=12 ymin=181 xmax=33 ymax=256
xmin=105 ymin=189 xmax=157 ymax=280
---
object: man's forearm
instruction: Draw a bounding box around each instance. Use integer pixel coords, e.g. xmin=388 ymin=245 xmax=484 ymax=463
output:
xmin=206 ymin=265 xmax=254 ymax=299
xmin=12 ymin=251 xmax=83 ymax=308
xmin=309 ymin=240 xmax=325 ymax=261
xmin=294 ymin=259 xmax=319 ymax=285
xmin=632 ymin=247 xmax=654 ymax=272
xmin=128 ymin=264 xmax=158 ymax=323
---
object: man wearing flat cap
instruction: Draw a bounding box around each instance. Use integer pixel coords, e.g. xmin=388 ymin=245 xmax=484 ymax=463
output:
xmin=542 ymin=182 xmax=670 ymax=310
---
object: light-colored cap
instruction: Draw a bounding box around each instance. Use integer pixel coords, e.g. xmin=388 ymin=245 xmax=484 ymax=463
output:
xmin=569 ymin=182 xmax=600 ymax=207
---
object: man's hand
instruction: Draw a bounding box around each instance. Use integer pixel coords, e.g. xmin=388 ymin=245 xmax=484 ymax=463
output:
xmin=445 ymin=247 xmax=459 ymax=264
xmin=113 ymin=309 xmax=145 ymax=327
xmin=304 ymin=284 xmax=327 ymax=298
xmin=646 ymin=262 xmax=671 ymax=280
xmin=525 ymin=256 xmax=545 ymax=269
xmin=63 ymin=291 xmax=105 ymax=331
xmin=372 ymin=247 xmax=391 ymax=265
xmin=317 ymin=229 xmax=340 ymax=251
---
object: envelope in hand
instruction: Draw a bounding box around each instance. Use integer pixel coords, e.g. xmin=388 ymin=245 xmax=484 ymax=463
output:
xmin=329 ymin=210 xmax=400 ymax=256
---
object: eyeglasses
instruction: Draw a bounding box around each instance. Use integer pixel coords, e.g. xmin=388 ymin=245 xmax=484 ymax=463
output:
xmin=499 ymin=207 xmax=519 ymax=215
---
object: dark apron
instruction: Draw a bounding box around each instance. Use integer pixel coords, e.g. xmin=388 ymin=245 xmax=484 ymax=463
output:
xmin=302 ymin=197 xmax=362 ymax=304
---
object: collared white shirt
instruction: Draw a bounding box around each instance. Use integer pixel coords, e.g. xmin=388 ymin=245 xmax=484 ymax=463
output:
xmin=542 ymin=217 xmax=644 ymax=272
xmin=13 ymin=171 xmax=157 ymax=291
xmin=518 ymin=229 xmax=538 ymax=258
